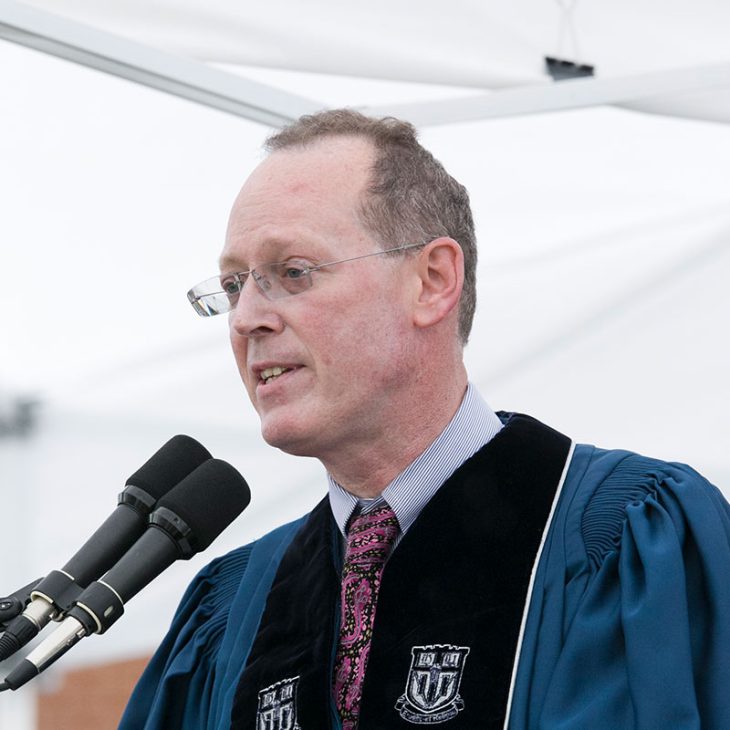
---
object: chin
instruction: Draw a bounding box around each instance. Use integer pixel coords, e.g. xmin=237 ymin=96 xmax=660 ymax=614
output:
xmin=260 ymin=417 xmax=319 ymax=457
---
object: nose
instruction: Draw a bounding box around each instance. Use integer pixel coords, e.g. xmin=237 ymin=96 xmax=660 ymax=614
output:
xmin=229 ymin=275 xmax=285 ymax=338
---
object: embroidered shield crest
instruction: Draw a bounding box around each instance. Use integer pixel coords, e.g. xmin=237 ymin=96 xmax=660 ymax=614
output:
xmin=256 ymin=676 xmax=302 ymax=730
xmin=395 ymin=644 xmax=470 ymax=724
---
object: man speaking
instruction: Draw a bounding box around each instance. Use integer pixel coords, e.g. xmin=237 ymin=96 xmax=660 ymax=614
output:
xmin=120 ymin=110 xmax=730 ymax=729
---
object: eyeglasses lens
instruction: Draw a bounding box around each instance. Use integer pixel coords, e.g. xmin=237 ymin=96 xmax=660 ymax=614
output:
xmin=188 ymin=262 xmax=315 ymax=316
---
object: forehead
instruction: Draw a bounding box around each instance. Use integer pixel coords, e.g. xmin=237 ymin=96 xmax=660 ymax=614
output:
xmin=222 ymin=136 xmax=377 ymax=269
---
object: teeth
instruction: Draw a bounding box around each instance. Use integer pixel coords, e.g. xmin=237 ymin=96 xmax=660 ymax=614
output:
xmin=261 ymin=366 xmax=290 ymax=383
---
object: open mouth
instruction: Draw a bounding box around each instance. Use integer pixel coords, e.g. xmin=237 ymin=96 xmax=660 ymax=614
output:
xmin=259 ymin=366 xmax=293 ymax=385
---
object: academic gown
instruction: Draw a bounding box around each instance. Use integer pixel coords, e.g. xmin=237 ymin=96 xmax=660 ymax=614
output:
xmin=119 ymin=413 xmax=730 ymax=729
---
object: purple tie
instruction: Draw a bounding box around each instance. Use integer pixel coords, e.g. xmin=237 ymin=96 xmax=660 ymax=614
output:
xmin=333 ymin=504 xmax=399 ymax=729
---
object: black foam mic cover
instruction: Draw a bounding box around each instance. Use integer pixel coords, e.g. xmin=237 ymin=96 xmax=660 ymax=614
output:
xmin=124 ymin=434 xmax=214 ymax=497
xmin=155 ymin=458 xmax=252 ymax=552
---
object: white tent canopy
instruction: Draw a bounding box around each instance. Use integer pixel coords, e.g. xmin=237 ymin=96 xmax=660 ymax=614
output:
xmin=4 ymin=0 xmax=730 ymax=125
xmin=1 ymin=2 xmax=729 ymax=725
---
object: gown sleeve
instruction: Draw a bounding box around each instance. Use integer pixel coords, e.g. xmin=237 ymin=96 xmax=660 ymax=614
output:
xmin=511 ymin=447 xmax=730 ymax=730
xmin=117 ymin=544 xmax=253 ymax=730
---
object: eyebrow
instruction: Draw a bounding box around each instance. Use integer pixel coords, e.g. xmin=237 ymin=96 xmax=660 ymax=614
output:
xmin=218 ymin=254 xmax=241 ymax=274
xmin=218 ymin=241 xmax=327 ymax=274
xmin=218 ymin=241 xmax=287 ymax=274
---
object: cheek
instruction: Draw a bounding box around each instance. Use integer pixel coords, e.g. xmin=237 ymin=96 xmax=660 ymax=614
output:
xmin=325 ymin=300 xmax=409 ymax=382
xmin=229 ymin=331 xmax=251 ymax=385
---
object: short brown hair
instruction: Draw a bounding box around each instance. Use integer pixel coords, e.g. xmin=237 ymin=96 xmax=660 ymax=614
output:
xmin=265 ymin=109 xmax=477 ymax=344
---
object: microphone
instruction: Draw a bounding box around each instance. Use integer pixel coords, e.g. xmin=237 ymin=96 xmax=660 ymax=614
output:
xmin=2 ymin=458 xmax=250 ymax=690
xmin=0 ymin=435 xmax=212 ymax=661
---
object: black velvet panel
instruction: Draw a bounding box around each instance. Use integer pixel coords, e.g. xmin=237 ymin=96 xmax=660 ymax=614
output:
xmin=358 ymin=413 xmax=570 ymax=728
xmin=230 ymin=497 xmax=341 ymax=729
xmin=231 ymin=413 xmax=570 ymax=729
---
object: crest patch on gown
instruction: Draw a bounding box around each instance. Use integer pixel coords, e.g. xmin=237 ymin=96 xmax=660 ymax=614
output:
xmin=395 ymin=644 xmax=470 ymax=724
xmin=255 ymin=676 xmax=301 ymax=730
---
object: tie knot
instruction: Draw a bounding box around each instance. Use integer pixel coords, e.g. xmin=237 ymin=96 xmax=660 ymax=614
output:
xmin=345 ymin=504 xmax=399 ymax=566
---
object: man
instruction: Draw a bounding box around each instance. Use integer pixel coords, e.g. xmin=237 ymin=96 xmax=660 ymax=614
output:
xmin=121 ymin=110 xmax=730 ymax=729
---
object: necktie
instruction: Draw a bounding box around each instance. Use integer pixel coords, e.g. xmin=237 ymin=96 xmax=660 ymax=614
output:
xmin=333 ymin=504 xmax=399 ymax=729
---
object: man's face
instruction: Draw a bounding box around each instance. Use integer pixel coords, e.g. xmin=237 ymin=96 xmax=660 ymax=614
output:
xmin=221 ymin=137 xmax=418 ymax=464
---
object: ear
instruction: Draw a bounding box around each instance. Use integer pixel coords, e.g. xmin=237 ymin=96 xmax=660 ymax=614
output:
xmin=412 ymin=238 xmax=464 ymax=330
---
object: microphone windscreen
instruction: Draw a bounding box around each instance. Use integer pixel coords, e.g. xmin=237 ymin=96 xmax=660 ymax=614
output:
xmin=156 ymin=459 xmax=251 ymax=551
xmin=125 ymin=435 xmax=212 ymax=498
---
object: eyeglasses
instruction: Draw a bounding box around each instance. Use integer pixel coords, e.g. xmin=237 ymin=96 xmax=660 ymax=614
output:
xmin=187 ymin=243 xmax=426 ymax=317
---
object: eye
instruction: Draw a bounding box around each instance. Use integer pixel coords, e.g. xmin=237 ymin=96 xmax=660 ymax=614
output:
xmin=271 ymin=260 xmax=313 ymax=295
xmin=282 ymin=263 xmax=308 ymax=279
xmin=220 ymin=274 xmax=243 ymax=297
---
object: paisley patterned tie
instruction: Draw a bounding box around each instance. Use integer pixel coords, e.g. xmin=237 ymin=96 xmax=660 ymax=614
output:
xmin=333 ymin=504 xmax=399 ymax=729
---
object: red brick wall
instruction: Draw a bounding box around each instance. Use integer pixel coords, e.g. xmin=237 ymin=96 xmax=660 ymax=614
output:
xmin=37 ymin=656 xmax=150 ymax=730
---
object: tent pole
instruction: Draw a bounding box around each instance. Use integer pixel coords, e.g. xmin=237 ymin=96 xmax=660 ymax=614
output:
xmin=363 ymin=63 xmax=730 ymax=126
xmin=0 ymin=0 xmax=321 ymax=127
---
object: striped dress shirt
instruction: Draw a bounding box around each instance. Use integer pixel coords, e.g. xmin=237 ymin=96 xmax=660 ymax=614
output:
xmin=328 ymin=383 xmax=503 ymax=546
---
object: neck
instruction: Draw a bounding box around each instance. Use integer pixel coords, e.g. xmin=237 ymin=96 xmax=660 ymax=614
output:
xmin=322 ymin=364 xmax=469 ymax=499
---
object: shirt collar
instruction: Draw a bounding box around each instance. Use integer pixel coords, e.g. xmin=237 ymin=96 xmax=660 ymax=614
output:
xmin=328 ymin=383 xmax=502 ymax=537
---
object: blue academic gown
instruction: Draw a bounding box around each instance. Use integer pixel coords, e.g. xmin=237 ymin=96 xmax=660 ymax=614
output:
xmin=119 ymin=419 xmax=730 ymax=729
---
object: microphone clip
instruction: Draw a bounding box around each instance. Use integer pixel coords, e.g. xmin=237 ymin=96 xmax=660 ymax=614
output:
xmin=0 ymin=573 xmax=85 ymax=661
xmin=0 ymin=578 xmax=42 ymax=630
